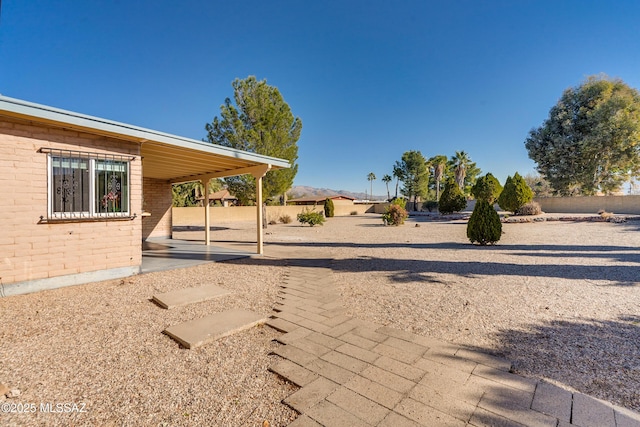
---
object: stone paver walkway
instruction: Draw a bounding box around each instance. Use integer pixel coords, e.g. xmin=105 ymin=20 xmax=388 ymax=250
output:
xmin=266 ymin=255 xmax=640 ymax=427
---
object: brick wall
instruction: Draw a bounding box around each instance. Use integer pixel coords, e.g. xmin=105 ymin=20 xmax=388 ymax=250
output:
xmin=142 ymin=178 xmax=172 ymax=239
xmin=0 ymin=117 xmax=142 ymax=286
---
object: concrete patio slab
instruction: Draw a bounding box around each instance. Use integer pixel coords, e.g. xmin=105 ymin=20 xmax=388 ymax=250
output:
xmin=142 ymin=236 xmax=252 ymax=273
xmin=152 ymin=283 xmax=231 ymax=309
xmin=163 ymin=309 xmax=265 ymax=349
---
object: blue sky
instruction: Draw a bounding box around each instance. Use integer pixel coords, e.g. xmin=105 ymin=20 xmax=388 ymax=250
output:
xmin=1 ymin=1 xmax=639 ymax=196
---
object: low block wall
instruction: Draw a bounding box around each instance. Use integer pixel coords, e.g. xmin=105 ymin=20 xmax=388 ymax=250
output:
xmin=172 ymin=204 xmax=377 ymax=226
xmin=535 ymin=195 xmax=640 ymax=215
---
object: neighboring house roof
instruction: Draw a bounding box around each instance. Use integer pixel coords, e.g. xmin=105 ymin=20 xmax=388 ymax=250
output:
xmin=198 ymin=189 xmax=238 ymax=201
xmin=0 ymin=95 xmax=290 ymax=182
xmin=288 ymin=195 xmax=356 ymax=204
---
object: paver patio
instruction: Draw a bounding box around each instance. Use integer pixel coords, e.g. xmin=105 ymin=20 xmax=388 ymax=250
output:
xmin=266 ymin=252 xmax=640 ymax=427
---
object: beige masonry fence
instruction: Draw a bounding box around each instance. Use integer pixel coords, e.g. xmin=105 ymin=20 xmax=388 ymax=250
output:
xmin=173 ymin=203 xmax=382 ymax=227
xmin=173 ymin=195 xmax=640 ymax=227
xmin=535 ymin=195 xmax=640 ymax=215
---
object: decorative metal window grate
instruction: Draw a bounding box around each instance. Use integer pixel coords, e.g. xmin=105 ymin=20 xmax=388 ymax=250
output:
xmin=40 ymin=148 xmax=136 ymax=221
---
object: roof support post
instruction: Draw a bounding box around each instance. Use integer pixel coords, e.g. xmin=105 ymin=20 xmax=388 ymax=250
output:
xmin=252 ymin=165 xmax=271 ymax=255
xmin=204 ymin=180 xmax=211 ymax=246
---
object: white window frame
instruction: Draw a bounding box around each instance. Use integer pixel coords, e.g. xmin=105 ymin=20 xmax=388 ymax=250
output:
xmin=47 ymin=153 xmax=131 ymax=220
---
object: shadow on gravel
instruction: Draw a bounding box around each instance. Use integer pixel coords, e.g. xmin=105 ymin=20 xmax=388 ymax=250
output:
xmin=172 ymin=225 xmax=232 ymax=232
xmin=482 ymin=315 xmax=640 ymax=412
xmin=255 ymin=240 xmax=639 ymax=254
xmin=232 ymin=255 xmax=639 ymax=286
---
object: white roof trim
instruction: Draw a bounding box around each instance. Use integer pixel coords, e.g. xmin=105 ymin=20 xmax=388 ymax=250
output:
xmin=0 ymin=95 xmax=291 ymax=169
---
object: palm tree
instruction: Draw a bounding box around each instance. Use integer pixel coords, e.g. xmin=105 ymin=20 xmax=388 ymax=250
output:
xmin=382 ymin=174 xmax=392 ymax=201
xmin=428 ymin=155 xmax=448 ymax=201
xmin=367 ymin=172 xmax=376 ymax=200
xmin=392 ymin=165 xmax=402 ymax=199
xmin=452 ymin=151 xmax=470 ymax=190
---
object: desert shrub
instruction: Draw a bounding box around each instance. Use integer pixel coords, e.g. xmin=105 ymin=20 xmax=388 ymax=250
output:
xmin=498 ymin=172 xmax=534 ymax=213
xmin=389 ymin=197 xmax=407 ymax=209
xmin=423 ymin=200 xmax=438 ymax=212
xmin=471 ymin=173 xmax=502 ymax=203
xmin=324 ymin=198 xmax=335 ymax=218
xmin=382 ymin=204 xmax=408 ymax=226
xmin=516 ymin=201 xmax=542 ymax=216
xmin=297 ymin=209 xmax=325 ymax=227
xmin=467 ymin=200 xmax=502 ymax=245
xmin=598 ymin=209 xmax=614 ymax=220
xmin=438 ymin=179 xmax=467 ymax=214
xmin=279 ymin=214 xmax=292 ymax=224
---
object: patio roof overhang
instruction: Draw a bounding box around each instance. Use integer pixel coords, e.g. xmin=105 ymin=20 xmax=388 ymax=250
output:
xmin=0 ymin=95 xmax=290 ymax=255
xmin=0 ymin=95 xmax=290 ymax=183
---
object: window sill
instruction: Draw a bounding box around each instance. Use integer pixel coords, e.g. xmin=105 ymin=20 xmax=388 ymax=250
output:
xmin=39 ymin=214 xmax=137 ymax=224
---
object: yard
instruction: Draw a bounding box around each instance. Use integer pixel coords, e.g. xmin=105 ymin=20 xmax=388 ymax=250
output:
xmin=1 ymin=213 xmax=639 ymax=425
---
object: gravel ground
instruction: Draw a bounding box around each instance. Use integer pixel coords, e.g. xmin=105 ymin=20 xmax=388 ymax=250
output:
xmin=0 ymin=260 xmax=298 ymax=426
xmin=205 ymin=213 xmax=640 ymax=411
xmin=2 ymin=213 xmax=639 ymax=426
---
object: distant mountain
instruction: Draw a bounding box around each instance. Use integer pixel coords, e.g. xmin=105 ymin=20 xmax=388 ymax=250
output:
xmin=289 ymin=185 xmax=386 ymax=201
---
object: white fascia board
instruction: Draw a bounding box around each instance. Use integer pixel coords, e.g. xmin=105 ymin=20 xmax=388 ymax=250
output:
xmin=0 ymin=95 xmax=291 ymax=169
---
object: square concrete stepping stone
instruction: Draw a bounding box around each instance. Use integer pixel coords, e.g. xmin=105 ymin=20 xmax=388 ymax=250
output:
xmin=152 ymin=284 xmax=231 ymax=309
xmin=164 ymin=309 xmax=266 ymax=349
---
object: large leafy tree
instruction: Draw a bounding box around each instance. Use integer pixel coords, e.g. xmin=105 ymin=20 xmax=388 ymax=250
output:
xmin=524 ymin=174 xmax=554 ymax=198
xmin=205 ymin=76 xmax=302 ymax=205
xmin=395 ymin=150 xmax=429 ymax=210
xmin=525 ymin=75 xmax=640 ymax=195
xmin=172 ymin=179 xmax=223 ymax=207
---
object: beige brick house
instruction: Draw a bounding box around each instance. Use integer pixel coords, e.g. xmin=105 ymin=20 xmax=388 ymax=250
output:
xmin=0 ymin=96 xmax=289 ymax=296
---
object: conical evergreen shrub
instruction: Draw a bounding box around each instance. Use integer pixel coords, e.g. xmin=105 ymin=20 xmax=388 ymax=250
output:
xmin=467 ymin=200 xmax=502 ymax=245
xmin=471 ymin=173 xmax=502 ymax=204
xmin=498 ymin=172 xmax=534 ymax=213
xmin=438 ymin=179 xmax=467 ymax=214
xmin=324 ymin=198 xmax=335 ymax=217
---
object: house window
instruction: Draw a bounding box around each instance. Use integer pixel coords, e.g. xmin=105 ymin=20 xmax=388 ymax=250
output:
xmin=46 ymin=150 xmax=132 ymax=219
xmin=95 ymin=160 xmax=129 ymax=214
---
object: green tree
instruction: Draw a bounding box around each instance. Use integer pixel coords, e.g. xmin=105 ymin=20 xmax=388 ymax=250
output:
xmin=172 ymin=179 xmax=223 ymax=207
xmin=471 ymin=173 xmax=503 ymax=204
xmin=452 ymin=151 xmax=469 ymax=190
xmin=438 ymin=178 xmax=467 ymax=214
xmin=395 ymin=151 xmax=429 ymax=211
xmin=447 ymin=151 xmax=481 ymax=195
xmin=392 ymin=164 xmax=403 ymax=199
xmin=367 ymin=172 xmax=376 ymax=200
xmin=382 ymin=199 xmax=408 ymax=226
xmin=498 ymin=173 xmax=534 ymax=213
xmin=467 ymin=200 xmax=502 ymax=245
xmin=382 ymin=174 xmax=392 ymax=201
xmin=205 ymin=76 xmax=302 ymax=205
xmin=525 ymin=75 xmax=640 ymax=195
xmin=428 ymin=155 xmax=448 ymax=201
xmin=523 ymin=174 xmax=554 ymax=198
xmin=324 ymin=198 xmax=335 ymax=218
